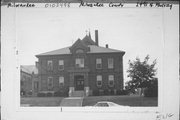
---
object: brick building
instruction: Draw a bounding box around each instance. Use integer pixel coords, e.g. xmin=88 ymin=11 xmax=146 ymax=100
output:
xmin=36 ymin=30 xmax=125 ymax=96
xmin=20 ymin=65 xmax=39 ymax=96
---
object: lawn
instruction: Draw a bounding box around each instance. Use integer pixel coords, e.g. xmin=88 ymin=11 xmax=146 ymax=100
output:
xmin=21 ymin=97 xmax=64 ymax=106
xmin=21 ymin=95 xmax=158 ymax=107
xmin=82 ymin=95 xmax=158 ymax=107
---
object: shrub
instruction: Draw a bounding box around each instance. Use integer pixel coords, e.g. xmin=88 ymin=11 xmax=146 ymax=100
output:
xmin=63 ymin=90 xmax=69 ymax=97
xmin=37 ymin=92 xmax=46 ymax=97
xmin=109 ymin=89 xmax=115 ymax=95
xmin=54 ymin=90 xmax=68 ymax=97
xmin=54 ymin=91 xmax=62 ymax=97
xmin=93 ymin=90 xmax=99 ymax=96
xmin=144 ymin=87 xmax=158 ymax=97
xmin=27 ymin=91 xmax=32 ymax=96
xmin=117 ymin=90 xmax=129 ymax=95
xmin=104 ymin=89 xmax=109 ymax=95
xmin=46 ymin=92 xmax=53 ymax=97
xmin=99 ymin=90 xmax=104 ymax=96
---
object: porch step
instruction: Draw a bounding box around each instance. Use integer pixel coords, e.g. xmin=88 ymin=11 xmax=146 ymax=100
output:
xmin=71 ymin=91 xmax=84 ymax=97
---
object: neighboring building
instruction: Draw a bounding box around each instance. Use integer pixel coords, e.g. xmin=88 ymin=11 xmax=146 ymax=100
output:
xmin=36 ymin=30 xmax=125 ymax=97
xmin=20 ymin=65 xmax=39 ymax=96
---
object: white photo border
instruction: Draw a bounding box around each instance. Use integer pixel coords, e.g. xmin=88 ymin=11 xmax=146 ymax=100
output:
xmin=1 ymin=2 xmax=179 ymax=120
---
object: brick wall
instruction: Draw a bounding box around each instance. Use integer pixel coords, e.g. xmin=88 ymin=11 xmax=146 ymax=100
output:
xmin=38 ymin=52 xmax=124 ymax=92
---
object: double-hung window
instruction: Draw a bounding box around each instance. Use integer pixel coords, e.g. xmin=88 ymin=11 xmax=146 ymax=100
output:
xmin=59 ymin=76 xmax=64 ymax=87
xmin=47 ymin=77 xmax=53 ymax=90
xmin=75 ymin=58 xmax=84 ymax=68
xmin=108 ymin=75 xmax=114 ymax=87
xmin=96 ymin=58 xmax=102 ymax=69
xmin=47 ymin=60 xmax=53 ymax=71
xmin=108 ymin=58 xmax=114 ymax=69
xmin=96 ymin=75 xmax=102 ymax=87
xmin=59 ymin=60 xmax=64 ymax=70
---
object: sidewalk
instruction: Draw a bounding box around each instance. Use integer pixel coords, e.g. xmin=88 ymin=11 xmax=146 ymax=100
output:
xmin=60 ymin=97 xmax=83 ymax=107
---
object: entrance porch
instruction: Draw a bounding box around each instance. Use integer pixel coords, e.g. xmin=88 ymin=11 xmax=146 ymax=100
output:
xmin=68 ymin=68 xmax=90 ymax=97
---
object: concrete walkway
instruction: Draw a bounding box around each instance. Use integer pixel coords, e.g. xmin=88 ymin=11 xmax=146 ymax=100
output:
xmin=60 ymin=97 xmax=83 ymax=107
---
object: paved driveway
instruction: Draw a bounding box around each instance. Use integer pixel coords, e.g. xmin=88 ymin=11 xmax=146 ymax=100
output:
xmin=60 ymin=97 xmax=83 ymax=107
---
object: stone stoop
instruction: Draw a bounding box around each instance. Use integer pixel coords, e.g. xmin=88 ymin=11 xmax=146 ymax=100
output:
xmin=60 ymin=97 xmax=83 ymax=106
xmin=71 ymin=91 xmax=84 ymax=97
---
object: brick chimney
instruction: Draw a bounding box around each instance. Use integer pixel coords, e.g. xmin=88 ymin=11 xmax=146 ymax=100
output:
xmin=106 ymin=44 xmax=108 ymax=48
xmin=95 ymin=30 xmax=99 ymax=46
xmin=35 ymin=61 xmax=39 ymax=68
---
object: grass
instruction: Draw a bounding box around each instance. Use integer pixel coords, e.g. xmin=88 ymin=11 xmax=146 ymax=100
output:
xmin=21 ymin=95 xmax=158 ymax=107
xmin=21 ymin=97 xmax=64 ymax=106
xmin=82 ymin=95 xmax=158 ymax=107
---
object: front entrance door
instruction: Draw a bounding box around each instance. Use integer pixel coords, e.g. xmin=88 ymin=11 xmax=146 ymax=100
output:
xmin=75 ymin=75 xmax=84 ymax=90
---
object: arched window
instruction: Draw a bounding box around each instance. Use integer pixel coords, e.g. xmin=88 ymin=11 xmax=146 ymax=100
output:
xmin=75 ymin=49 xmax=84 ymax=54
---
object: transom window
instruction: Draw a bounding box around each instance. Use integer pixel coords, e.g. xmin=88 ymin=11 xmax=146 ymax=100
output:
xmin=76 ymin=49 xmax=84 ymax=53
xmin=58 ymin=60 xmax=64 ymax=70
xmin=108 ymin=58 xmax=114 ymax=69
xmin=96 ymin=58 xmax=102 ymax=69
xmin=108 ymin=75 xmax=114 ymax=87
xmin=96 ymin=75 xmax=102 ymax=87
xmin=47 ymin=77 xmax=53 ymax=90
xmin=75 ymin=58 xmax=84 ymax=68
xmin=47 ymin=60 xmax=53 ymax=71
xmin=59 ymin=76 xmax=64 ymax=86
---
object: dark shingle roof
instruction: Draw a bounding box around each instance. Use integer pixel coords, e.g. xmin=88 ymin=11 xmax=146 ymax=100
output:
xmin=21 ymin=65 xmax=38 ymax=74
xmin=88 ymin=45 xmax=125 ymax=53
xmin=37 ymin=47 xmax=71 ymax=56
xmin=36 ymin=35 xmax=125 ymax=57
xmin=81 ymin=35 xmax=96 ymax=45
xmin=36 ymin=45 xmax=124 ymax=56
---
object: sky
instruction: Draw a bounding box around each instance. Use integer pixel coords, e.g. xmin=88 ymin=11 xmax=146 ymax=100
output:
xmin=16 ymin=7 xmax=163 ymax=82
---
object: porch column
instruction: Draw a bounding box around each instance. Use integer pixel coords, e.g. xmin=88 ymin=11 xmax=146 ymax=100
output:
xmin=84 ymin=72 xmax=88 ymax=87
xmin=84 ymin=73 xmax=89 ymax=96
xmin=69 ymin=73 xmax=74 ymax=87
xmin=69 ymin=73 xmax=74 ymax=97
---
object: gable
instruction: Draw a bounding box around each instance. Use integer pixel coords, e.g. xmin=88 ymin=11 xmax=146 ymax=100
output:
xmin=81 ymin=35 xmax=96 ymax=46
xmin=69 ymin=38 xmax=90 ymax=54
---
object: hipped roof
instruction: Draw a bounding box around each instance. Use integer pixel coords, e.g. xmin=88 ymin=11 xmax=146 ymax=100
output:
xmin=36 ymin=35 xmax=125 ymax=57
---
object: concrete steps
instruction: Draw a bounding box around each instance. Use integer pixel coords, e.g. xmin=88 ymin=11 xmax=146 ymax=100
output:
xmin=71 ymin=91 xmax=84 ymax=97
xmin=60 ymin=97 xmax=83 ymax=106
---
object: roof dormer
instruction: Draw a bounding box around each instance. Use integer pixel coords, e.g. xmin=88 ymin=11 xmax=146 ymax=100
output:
xmin=69 ymin=38 xmax=90 ymax=54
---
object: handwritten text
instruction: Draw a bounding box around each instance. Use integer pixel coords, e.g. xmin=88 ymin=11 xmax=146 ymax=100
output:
xmin=156 ymin=113 xmax=174 ymax=120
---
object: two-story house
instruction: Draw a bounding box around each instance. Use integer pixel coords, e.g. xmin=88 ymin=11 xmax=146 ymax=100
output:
xmin=36 ymin=30 xmax=125 ymax=97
